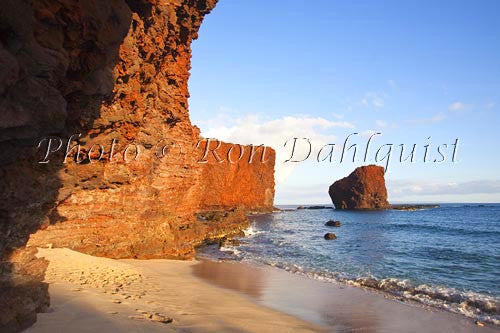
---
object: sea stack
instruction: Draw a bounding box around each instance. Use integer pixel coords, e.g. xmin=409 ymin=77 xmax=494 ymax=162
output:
xmin=328 ymin=165 xmax=390 ymax=210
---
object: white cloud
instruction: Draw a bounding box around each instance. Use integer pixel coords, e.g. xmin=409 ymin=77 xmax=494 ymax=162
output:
xmin=448 ymin=101 xmax=466 ymax=112
xmin=388 ymin=179 xmax=500 ymax=196
xmin=431 ymin=112 xmax=446 ymax=122
xmin=485 ymin=102 xmax=495 ymax=110
xmin=277 ymin=179 xmax=500 ymax=204
xmin=404 ymin=112 xmax=446 ymax=125
xmin=218 ymin=105 xmax=234 ymax=112
xmin=276 ymin=183 xmax=331 ymax=204
xmin=274 ymin=178 xmax=500 ymax=204
xmin=375 ymin=120 xmax=388 ymax=127
xmin=199 ymin=115 xmax=355 ymax=184
xmin=360 ymin=130 xmax=381 ymax=139
xmin=361 ymin=92 xmax=385 ymax=109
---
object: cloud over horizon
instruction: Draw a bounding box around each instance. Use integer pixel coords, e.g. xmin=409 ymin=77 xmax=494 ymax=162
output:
xmin=388 ymin=179 xmax=500 ymax=196
xmin=198 ymin=114 xmax=355 ymax=184
xmin=275 ymin=179 xmax=500 ymax=204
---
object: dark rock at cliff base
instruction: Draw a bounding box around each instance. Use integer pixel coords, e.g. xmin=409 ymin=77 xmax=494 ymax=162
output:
xmin=324 ymin=233 xmax=337 ymax=240
xmin=328 ymin=165 xmax=390 ymax=210
xmin=219 ymin=237 xmax=242 ymax=248
xmin=325 ymin=220 xmax=341 ymax=227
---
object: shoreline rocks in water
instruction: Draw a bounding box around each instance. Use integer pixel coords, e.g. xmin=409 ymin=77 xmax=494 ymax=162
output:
xmin=324 ymin=233 xmax=337 ymax=240
xmin=297 ymin=206 xmax=334 ymax=210
xmin=306 ymin=206 xmax=334 ymax=210
xmin=325 ymin=220 xmax=341 ymax=227
xmin=391 ymin=204 xmax=440 ymax=211
xmin=219 ymin=237 xmax=242 ymax=248
xmin=328 ymin=165 xmax=390 ymax=210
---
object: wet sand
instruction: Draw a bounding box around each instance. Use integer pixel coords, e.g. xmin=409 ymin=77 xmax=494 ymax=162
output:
xmin=25 ymin=248 xmax=498 ymax=333
xmin=193 ymin=259 xmax=499 ymax=332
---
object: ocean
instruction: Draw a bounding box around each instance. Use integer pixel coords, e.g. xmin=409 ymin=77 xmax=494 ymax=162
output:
xmin=199 ymin=203 xmax=500 ymax=325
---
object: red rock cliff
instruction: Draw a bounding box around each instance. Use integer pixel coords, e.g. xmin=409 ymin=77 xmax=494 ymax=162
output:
xmin=0 ymin=0 xmax=274 ymax=330
xmin=197 ymin=139 xmax=276 ymax=212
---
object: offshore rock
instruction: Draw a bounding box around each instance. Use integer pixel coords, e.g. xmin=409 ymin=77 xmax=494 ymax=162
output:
xmin=328 ymin=165 xmax=390 ymax=210
xmin=325 ymin=220 xmax=341 ymax=227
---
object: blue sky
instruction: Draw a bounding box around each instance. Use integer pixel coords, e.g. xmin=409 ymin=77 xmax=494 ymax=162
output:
xmin=188 ymin=0 xmax=500 ymax=204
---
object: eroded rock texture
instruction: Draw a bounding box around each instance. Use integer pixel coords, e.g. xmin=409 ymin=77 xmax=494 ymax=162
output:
xmin=328 ymin=165 xmax=390 ymax=210
xmin=197 ymin=140 xmax=276 ymax=212
xmin=0 ymin=0 xmax=275 ymax=331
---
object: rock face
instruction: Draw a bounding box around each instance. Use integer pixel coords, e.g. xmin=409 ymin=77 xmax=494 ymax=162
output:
xmin=328 ymin=165 xmax=390 ymax=210
xmin=197 ymin=140 xmax=275 ymax=212
xmin=0 ymin=0 xmax=274 ymax=331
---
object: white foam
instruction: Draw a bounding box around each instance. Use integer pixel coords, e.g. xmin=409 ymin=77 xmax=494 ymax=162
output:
xmin=243 ymin=224 xmax=263 ymax=237
xmin=244 ymin=259 xmax=500 ymax=326
xmin=219 ymin=245 xmax=242 ymax=256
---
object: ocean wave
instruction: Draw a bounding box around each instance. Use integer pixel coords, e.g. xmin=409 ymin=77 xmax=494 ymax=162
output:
xmin=203 ymin=206 xmax=500 ymax=326
xmin=349 ymin=277 xmax=499 ymax=322
xmin=243 ymin=224 xmax=264 ymax=237
xmin=219 ymin=245 xmax=242 ymax=256
xmin=247 ymin=259 xmax=500 ymax=326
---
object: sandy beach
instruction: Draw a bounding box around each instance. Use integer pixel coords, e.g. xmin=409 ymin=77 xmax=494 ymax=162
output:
xmin=25 ymin=248 xmax=498 ymax=333
xmin=26 ymin=248 xmax=319 ymax=333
